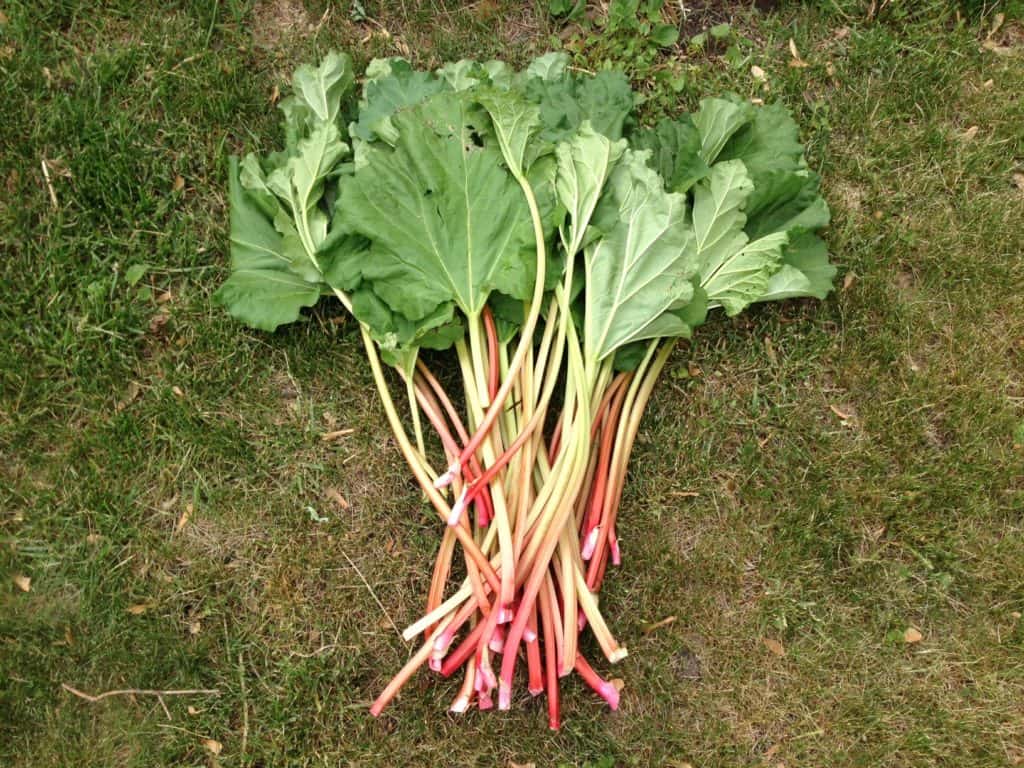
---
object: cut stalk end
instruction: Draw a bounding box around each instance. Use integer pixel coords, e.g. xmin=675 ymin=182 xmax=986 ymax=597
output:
xmin=450 ymin=695 xmax=470 ymax=713
xmin=608 ymin=647 xmax=629 ymax=664
xmin=433 ymin=460 xmax=462 ymax=489
xmin=581 ymin=526 xmax=600 ymax=560
xmin=446 ymin=487 xmax=468 ymax=527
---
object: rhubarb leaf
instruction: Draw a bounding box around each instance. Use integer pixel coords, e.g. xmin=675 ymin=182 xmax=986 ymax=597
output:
xmin=527 ymin=70 xmax=634 ymax=143
xmin=266 ymin=122 xmax=349 ymax=264
xmin=583 ymin=150 xmax=698 ymax=362
xmin=693 ymin=161 xmax=791 ymax=315
xmin=525 ymin=52 xmax=570 ymax=81
xmin=756 ymin=232 xmax=836 ymax=302
xmin=215 ymin=157 xmax=321 ymax=331
xmin=745 ymin=172 xmax=830 ymax=239
xmin=476 ymin=88 xmax=542 ymax=178
xmin=692 ymin=97 xmax=754 ymax=164
xmin=352 ymin=69 xmax=447 ymax=145
xmin=554 ymin=122 xmax=627 ymax=257
xmin=341 ymin=93 xmax=537 ymax=321
xmin=632 ymin=116 xmax=709 ymax=194
xmin=717 ymin=99 xmax=805 ymax=181
xmin=290 ymin=51 xmax=354 ymax=125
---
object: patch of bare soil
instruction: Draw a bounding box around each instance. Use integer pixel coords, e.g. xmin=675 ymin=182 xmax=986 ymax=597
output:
xmin=668 ymin=0 xmax=778 ymax=39
xmin=251 ymin=0 xmax=314 ymax=49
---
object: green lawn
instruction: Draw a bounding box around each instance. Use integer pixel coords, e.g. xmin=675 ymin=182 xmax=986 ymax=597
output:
xmin=2 ymin=1 xmax=1023 ymax=766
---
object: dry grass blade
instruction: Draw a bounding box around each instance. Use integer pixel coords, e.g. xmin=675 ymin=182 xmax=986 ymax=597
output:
xmin=642 ymin=616 xmax=677 ymax=634
xmin=339 ymin=547 xmax=401 ymax=636
xmin=61 ymin=683 xmax=220 ymax=702
xmin=321 ymin=428 xmax=355 ymax=442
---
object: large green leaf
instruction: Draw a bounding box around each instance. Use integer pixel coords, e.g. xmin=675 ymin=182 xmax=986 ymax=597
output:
xmin=554 ymin=122 xmax=627 ymax=257
xmin=692 ymin=160 xmax=751 ymax=266
xmin=238 ymin=153 xmax=282 ymax=219
xmin=525 ymin=52 xmax=570 ymax=81
xmin=526 ymin=70 xmax=634 ymax=143
xmin=353 ymin=287 xmax=464 ymax=374
xmin=266 ymin=122 xmax=349 ymax=261
xmin=583 ymin=150 xmax=698 ymax=363
xmin=214 ymin=157 xmax=321 ymax=331
xmin=693 ymin=161 xmax=789 ymax=315
xmin=692 ymin=97 xmax=755 ymax=164
xmin=341 ymin=93 xmax=536 ymax=321
xmin=717 ymin=99 xmax=805 ymax=181
xmin=476 ymin=88 xmax=542 ymax=179
xmin=290 ymin=51 xmax=354 ymax=125
xmin=702 ymin=231 xmax=788 ymax=315
xmin=756 ymin=233 xmax=836 ymax=303
xmin=632 ymin=116 xmax=709 ymax=194
xmin=352 ymin=70 xmax=447 ymax=145
xmin=745 ymin=172 xmax=830 ymax=239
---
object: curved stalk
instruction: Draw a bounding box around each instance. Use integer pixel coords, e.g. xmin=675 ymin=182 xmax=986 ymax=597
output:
xmin=359 ymin=326 xmax=501 ymax=593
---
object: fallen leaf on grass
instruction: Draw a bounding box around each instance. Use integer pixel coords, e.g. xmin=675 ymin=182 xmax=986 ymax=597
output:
xmin=13 ymin=574 xmax=31 ymax=592
xmin=188 ymin=620 xmax=202 ymax=635
xmin=172 ymin=175 xmax=185 ymax=192
xmin=763 ymin=638 xmax=786 ymax=657
xmin=127 ymin=603 xmax=154 ymax=615
xmin=829 ymin=404 xmax=853 ymax=421
xmin=1012 ymin=172 xmax=1024 ymax=190
xmin=175 ymin=503 xmax=193 ymax=533
xmin=982 ymin=78 xmax=994 ymax=89
xmin=149 ymin=313 xmax=170 ymax=335
xmin=642 ymin=616 xmax=677 ymax=634
xmin=324 ymin=487 xmax=350 ymax=510
xmin=960 ymin=125 xmax=979 ymax=141
xmin=321 ymin=428 xmax=354 ymax=442
xmin=904 ymin=627 xmax=923 ymax=644
xmin=203 ymin=738 xmax=222 ymax=755
xmin=988 ymin=12 xmax=1005 ymax=38
xmin=982 ymin=39 xmax=1015 ymax=55
xmin=171 ymin=386 xmax=185 ymax=398
xmin=115 ymin=381 xmax=141 ymax=412
xmin=751 ymin=65 xmax=767 ymax=81
xmin=842 ymin=272 xmax=856 ymax=291
xmin=788 ymin=38 xmax=809 ymax=68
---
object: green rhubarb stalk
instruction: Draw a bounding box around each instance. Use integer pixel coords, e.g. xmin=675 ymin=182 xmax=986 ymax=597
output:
xmin=359 ymin=325 xmax=502 ymax=593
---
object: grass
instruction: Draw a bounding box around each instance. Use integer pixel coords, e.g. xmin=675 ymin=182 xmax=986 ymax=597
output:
xmin=2 ymin=0 xmax=1023 ymax=765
